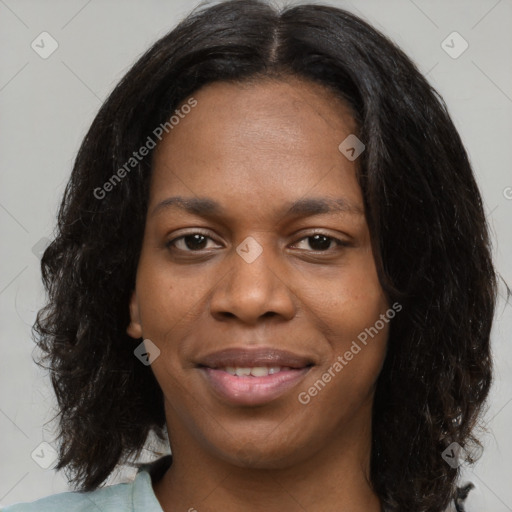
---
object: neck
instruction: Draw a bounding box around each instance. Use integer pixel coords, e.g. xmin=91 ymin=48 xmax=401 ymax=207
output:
xmin=154 ymin=402 xmax=381 ymax=512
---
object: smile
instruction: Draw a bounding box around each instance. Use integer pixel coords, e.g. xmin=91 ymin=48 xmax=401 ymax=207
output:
xmin=199 ymin=365 xmax=312 ymax=406
xmin=219 ymin=366 xmax=290 ymax=376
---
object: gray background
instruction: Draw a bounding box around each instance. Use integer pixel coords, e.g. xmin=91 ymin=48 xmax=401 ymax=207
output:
xmin=1 ymin=0 xmax=511 ymax=509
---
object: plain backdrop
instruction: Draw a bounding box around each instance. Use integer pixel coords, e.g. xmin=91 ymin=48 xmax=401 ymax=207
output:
xmin=1 ymin=0 xmax=511 ymax=509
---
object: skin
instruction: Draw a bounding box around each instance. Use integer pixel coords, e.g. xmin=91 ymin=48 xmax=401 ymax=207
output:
xmin=127 ymin=76 xmax=389 ymax=512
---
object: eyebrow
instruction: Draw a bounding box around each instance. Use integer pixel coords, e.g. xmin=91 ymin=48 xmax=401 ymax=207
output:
xmin=150 ymin=195 xmax=364 ymax=219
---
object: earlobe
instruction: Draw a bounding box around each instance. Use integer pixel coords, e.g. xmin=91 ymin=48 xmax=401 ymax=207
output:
xmin=127 ymin=290 xmax=143 ymax=339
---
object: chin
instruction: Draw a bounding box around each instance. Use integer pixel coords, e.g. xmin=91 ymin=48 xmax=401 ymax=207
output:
xmin=211 ymin=437 xmax=310 ymax=470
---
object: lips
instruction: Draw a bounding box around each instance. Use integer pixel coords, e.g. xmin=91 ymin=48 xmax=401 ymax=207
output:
xmin=197 ymin=347 xmax=314 ymax=370
xmin=197 ymin=347 xmax=314 ymax=406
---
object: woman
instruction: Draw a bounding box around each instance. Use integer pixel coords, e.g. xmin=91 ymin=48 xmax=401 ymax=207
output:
xmin=2 ymin=1 xmax=497 ymax=511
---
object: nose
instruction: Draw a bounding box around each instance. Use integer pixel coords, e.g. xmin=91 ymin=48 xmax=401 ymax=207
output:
xmin=209 ymin=240 xmax=296 ymax=325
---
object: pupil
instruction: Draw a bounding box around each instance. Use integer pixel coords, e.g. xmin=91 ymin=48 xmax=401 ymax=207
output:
xmin=309 ymin=234 xmax=331 ymax=251
xmin=185 ymin=234 xmax=207 ymax=250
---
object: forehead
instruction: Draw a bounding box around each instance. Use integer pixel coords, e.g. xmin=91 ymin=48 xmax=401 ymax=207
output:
xmin=149 ymin=77 xmax=363 ymax=221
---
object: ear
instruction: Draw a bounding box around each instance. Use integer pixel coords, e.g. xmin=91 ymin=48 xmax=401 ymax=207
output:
xmin=127 ymin=290 xmax=143 ymax=339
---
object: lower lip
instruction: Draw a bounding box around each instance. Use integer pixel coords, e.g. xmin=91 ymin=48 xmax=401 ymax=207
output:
xmin=200 ymin=367 xmax=311 ymax=406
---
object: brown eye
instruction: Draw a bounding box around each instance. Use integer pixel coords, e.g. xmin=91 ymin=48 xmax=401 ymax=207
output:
xmin=306 ymin=234 xmax=333 ymax=251
xmin=166 ymin=232 xmax=220 ymax=252
xmin=293 ymin=234 xmax=345 ymax=252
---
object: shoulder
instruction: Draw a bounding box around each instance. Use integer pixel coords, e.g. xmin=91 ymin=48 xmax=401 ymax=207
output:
xmin=1 ymin=470 xmax=155 ymax=512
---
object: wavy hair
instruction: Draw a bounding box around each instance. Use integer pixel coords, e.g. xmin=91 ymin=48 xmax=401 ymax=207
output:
xmin=34 ymin=1 xmax=497 ymax=510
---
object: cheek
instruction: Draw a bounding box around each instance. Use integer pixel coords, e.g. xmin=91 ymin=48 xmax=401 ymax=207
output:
xmin=135 ymin=253 xmax=206 ymax=337
xmin=304 ymin=249 xmax=388 ymax=343
xmin=133 ymin=272 xmax=184 ymax=377
xmin=306 ymin=253 xmax=389 ymax=395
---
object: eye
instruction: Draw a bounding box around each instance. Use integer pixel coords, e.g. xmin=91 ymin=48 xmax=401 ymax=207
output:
xmin=291 ymin=233 xmax=346 ymax=252
xmin=166 ymin=232 xmax=221 ymax=252
xmin=166 ymin=231 xmax=347 ymax=254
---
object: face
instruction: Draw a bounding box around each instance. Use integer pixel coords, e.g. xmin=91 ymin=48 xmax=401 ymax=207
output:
xmin=128 ymin=77 xmax=389 ymax=469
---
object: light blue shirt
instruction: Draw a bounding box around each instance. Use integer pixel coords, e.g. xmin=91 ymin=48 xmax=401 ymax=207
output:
xmin=1 ymin=457 xmax=170 ymax=511
xmin=1 ymin=454 xmax=470 ymax=511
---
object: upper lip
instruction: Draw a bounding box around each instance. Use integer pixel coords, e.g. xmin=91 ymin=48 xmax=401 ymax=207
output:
xmin=197 ymin=348 xmax=314 ymax=369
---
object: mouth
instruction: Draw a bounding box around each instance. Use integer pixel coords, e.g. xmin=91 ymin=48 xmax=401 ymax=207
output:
xmin=196 ymin=348 xmax=314 ymax=406
xmin=207 ymin=365 xmax=300 ymax=376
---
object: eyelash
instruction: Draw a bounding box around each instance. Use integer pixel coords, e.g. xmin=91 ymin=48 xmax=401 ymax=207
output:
xmin=165 ymin=230 xmax=348 ymax=254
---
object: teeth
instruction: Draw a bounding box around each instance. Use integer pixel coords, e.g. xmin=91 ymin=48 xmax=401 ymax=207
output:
xmin=250 ymin=366 xmax=270 ymax=377
xmin=221 ymin=366 xmax=283 ymax=376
